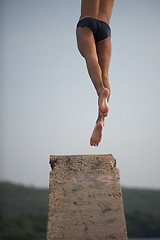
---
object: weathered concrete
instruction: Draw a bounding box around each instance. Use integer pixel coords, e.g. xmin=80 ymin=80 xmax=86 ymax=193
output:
xmin=47 ymin=154 xmax=128 ymax=240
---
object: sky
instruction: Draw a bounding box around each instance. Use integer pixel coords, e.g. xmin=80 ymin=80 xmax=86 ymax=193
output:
xmin=0 ymin=0 xmax=160 ymax=189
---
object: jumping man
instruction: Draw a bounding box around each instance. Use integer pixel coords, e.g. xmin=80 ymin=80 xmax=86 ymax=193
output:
xmin=76 ymin=0 xmax=114 ymax=146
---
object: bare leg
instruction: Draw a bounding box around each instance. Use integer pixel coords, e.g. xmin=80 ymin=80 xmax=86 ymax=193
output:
xmin=76 ymin=27 xmax=109 ymax=116
xmin=76 ymin=27 xmax=104 ymax=94
xmin=76 ymin=27 xmax=110 ymax=146
xmin=90 ymin=32 xmax=112 ymax=146
xmin=96 ymin=37 xmax=112 ymax=102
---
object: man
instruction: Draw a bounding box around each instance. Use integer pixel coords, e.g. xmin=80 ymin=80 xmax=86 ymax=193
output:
xmin=76 ymin=0 xmax=114 ymax=146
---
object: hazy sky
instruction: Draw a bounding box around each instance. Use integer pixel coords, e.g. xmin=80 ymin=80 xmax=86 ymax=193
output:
xmin=1 ymin=0 xmax=160 ymax=188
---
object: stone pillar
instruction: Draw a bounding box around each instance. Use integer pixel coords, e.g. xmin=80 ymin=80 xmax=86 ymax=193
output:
xmin=47 ymin=154 xmax=128 ymax=240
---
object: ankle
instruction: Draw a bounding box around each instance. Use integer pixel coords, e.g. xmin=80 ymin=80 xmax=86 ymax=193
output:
xmin=96 ymin=112 xmax=104 ymax=124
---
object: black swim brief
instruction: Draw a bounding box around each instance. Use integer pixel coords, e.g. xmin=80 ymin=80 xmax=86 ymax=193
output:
xmin=77 ymin=17 xmax=111 ymax=43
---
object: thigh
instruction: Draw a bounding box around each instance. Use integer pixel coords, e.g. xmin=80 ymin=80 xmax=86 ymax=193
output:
xmin=96 ymin=37 xmax=112 ymax=77
xmin=76 ymin=27 xmax=98 ymax=60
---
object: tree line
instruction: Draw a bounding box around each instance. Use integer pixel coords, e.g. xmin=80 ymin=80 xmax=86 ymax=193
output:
xmin=0 ymin=182 xmax=160 ymax=239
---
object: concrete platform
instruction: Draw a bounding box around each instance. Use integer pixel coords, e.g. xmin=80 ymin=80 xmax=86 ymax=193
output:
xmin=47 ymin=154 xmax=128 ymax=240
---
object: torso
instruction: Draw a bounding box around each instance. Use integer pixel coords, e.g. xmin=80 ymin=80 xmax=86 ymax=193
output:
xmin=80 ymin=0 xmax=100 ymax=20
xmin=79 ymin=0 xmax=114 ymax=25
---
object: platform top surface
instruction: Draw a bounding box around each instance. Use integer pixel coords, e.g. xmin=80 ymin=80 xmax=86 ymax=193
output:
xmin=49 ymin=154 xmax=116 ymax=169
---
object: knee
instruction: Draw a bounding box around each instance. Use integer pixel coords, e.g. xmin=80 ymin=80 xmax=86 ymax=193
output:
xmin=85 ymin=55 xmax=98 ymax=65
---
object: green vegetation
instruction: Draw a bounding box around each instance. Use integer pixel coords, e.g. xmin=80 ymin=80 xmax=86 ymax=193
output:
xmin=122 ymin=187 xmax=160 ymax=214
xmin=0 ymin=182 xmax=48 ymax=216
xmin=122 ymin=187 xmax=160 ymax=238
xmin=0 ymin=182 xmax=160 ymax=239
xmin=0 ymin=182 xmax=48 ymax=240
xmin=0 ymin=213 xmax=47 ymax=240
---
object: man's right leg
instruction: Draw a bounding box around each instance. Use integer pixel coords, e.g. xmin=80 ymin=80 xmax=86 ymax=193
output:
xmin=96 ymin=37 xmax=112 ymax=102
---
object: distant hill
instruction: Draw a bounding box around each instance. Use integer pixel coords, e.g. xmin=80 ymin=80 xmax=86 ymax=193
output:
xmin=1 ymin=181 xmax=160 ymax=216
xmin=122 ymin=187 xmax=160 ymax=238
xmin=122 ymin=187 xmax=160 ymax=214
xmin=0 ymin=181 xmax=160 ymax=239
xmin=0 ymin=182 xmax=48 ymax=240
xmin=0 ymin=181 xmax=48 ymax=217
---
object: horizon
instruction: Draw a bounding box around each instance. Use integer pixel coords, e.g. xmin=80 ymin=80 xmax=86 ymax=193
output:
xmin=1 ymin=180 xmax=160 ymax=191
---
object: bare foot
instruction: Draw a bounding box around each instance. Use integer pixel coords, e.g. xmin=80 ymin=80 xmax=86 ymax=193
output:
xmin=98 ymin=88 xmax=109 ymax=117
xmin=90 ymin=113 xmax=104 ymax=146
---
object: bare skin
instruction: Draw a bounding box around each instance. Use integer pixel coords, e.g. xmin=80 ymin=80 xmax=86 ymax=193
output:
xmin=90 ymin=111 xmax=104 ymax=146
xmin=76 ymin=0 xmax=114 ymax=146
